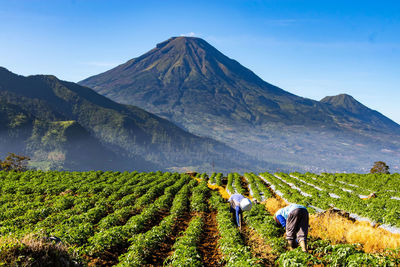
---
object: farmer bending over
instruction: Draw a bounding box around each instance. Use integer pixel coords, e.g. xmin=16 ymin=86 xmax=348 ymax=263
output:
xmin=274 ymin=204 xmax=309 ymax=252
xmin=228 ymin=193 xmax=252 ymax=230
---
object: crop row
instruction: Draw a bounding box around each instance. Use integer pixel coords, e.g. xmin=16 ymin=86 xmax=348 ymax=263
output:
xmin=244 ymin=173 xmax=274 ymax=202
xmin=243 ymin=203 xmax=286 ymax=253
xmin=226 ymin=173 xmax=235 ymax=194
xmin=45 ymin=173 xmax=175 ymax=245
xmin=209 ymin=172 xmax=224 ymax=186
xmin=323 ymin=173 xmax=400 ymax=195
xmin=87 ymin=174 xmax=192 ymax=255
xmin=277 ymin=240 xmax=399 ymax=266
xmin=165 ymin=214 xmax=204 ymax=266
xmin=117 ymin=177 xmax=196 ymax=266
xmin=2 ymin=170 xmax=400 ymax=266
xmin=229 ymin=173 xmax=400 ymax=266
xmin=166 ymin=179 xmax=208 ymax=266
xmin=263 ymin=172 xmax=400 ymax=227
xmin=225 ymin=173 xmax=245 ymax=195
xmin=0 ymin=172 xmax=168 ymax=238
xmin=210 ymin=191 xmax=260 ymax=266
xmin=191 ymin=179 xmax=209 ymax=212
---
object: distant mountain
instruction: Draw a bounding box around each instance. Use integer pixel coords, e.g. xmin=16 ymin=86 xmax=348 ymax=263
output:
xmin=80 ymin=37 xmax=328 ymax=129
xmin=321 ymin=94 xmax=366 ymax=112
xmin=80 ymin=37 xmax=400 ymax=172
xmin=0 ymin=67 xmax=275 ymax=172
xmin=320 ymin=94 xmax=399 ymax=131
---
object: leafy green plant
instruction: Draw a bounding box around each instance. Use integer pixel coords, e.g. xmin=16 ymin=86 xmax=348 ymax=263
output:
xmin=277 ymin=248 xmax=320 ymax=266
xmin=117 ymin=180 xmax=192 ymax=266
xmin=191 ymin=179 xmax=208 ymax=212
xmin=164 ymin=215 xmax=204 ymax=266
xmin=210 ymin=191 xmax=260 ymax=266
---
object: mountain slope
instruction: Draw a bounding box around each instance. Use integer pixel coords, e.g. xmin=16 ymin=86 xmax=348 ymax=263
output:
xmin=320 ymin=94 xmax=399 ymax=132
xmin=80 ymin=37 xmax=336 ymax=130
xmin=79 ymin=37 xmax=400 ymax=172
xmin=0 ymin=101 xmax=133 ymax=171
xmin=80 ymin=37 xmax=400 ymax=134
xmin=0 ymin=67 xmax=275 ymax=172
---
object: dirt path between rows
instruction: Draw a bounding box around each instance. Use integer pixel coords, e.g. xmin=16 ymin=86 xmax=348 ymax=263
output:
xmin=146 ymin=211 xmax=193 ymax=266
xmin=242 ymin=224 xmax=278 ymax=265
xmin=240 ymin=176 xmax=251 ymax=199
xmin=198 ymin=209 xmax=224 ymax=266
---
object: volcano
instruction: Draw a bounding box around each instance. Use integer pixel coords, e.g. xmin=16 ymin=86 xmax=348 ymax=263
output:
xmin=80 ymin=37 xmax=400 ymax=172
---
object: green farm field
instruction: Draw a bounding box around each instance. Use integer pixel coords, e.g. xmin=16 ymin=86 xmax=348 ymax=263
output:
xmin=0 ymin=170 xmax=399 ymax=266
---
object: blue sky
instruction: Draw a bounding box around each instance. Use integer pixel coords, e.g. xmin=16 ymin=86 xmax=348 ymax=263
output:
xmin=1 ymin=0 xmax=399 ymax=122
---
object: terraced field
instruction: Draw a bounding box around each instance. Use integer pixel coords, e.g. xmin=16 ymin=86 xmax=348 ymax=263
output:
xmin=0 ymin=170 xmax=399 ymax=266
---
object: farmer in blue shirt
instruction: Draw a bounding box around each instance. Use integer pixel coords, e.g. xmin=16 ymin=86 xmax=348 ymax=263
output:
xmin=228 ymin=193 xmax=252 ymax=231
xmin=274 ymin=204 xmax=309 ymax=252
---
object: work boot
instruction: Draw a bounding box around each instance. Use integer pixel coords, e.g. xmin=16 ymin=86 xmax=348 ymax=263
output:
xmin=299 ymin=240 xmax=307 ymax=253
xmin=287 ymin=240 xmax=295 ymax=250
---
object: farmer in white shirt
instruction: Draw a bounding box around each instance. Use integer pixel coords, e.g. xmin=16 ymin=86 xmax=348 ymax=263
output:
xmin=228 ymin=193 xmax=252 ymax=231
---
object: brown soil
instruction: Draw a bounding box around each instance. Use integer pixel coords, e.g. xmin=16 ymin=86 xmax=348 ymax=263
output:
xmin=142 ymin=209 xmax=171 ymax=233
xmin=146 ymin=211 xmax=193 ymax=266
xmin=86 ymin=252 xmax=117 ymax=267
xmin=241 ymin=224 xmax=278 ymax=265
xmin=221 ymin=177 xmax=228 ymax=187
xmin=198 ymin=210 xmax=224 ymax=266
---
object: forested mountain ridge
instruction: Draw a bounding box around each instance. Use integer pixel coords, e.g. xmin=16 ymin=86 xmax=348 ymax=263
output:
xmin=0 ymin=67 xmax=276 ymax=172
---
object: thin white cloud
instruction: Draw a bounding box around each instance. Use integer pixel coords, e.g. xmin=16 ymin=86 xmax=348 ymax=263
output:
xmin=180 ymin=32 xmax=196 ymax=37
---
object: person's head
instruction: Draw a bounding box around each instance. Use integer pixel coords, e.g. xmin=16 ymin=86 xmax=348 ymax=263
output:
xmin=239 ymin=198 xmax=252 ymax=211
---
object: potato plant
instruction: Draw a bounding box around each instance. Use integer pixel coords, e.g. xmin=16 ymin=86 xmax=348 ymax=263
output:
xmin=117 ymin=181 xmax=193 ymax=266
xmin=244 ymin=173 xmax=262 ymax=201
xmin=210 ymin=191 xmax=261 ymax=266
xmin=215 ymin=173 xmax=223 ymax=186
xmin=226 ymin=173 xmax=235 ymax=194
xmin=233 ymin=173 xmax=245 ymax=195
xmin=191 ymin=179 xmax=208 ymax=212
xmin=243 ymin=203 xmax=286 ymax=253
xmin=1 ymin=170 xmax=400 ymax=266
xmin=165 ymin=215 xmax=204 ymax=266
xmin=261 ymin=171 xmax=400 ymax=227
xmin=278 ymin=240 xmax=399 ymax=266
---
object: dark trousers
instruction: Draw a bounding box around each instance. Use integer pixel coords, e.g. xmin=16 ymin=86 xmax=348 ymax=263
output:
xmin=286 ymin=208 xmax=309 ymax=242
xmin=230 ymin=205 xmax=242 ymax=225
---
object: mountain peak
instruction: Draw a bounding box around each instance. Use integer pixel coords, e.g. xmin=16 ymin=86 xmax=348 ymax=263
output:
xmin=80 ymin=36 xmax=295 ymax=129
xmin=156 ymin=36 xmax=204 ymax=47
xmin=80 ymin=36 xmax=285 ymax=105
xmin=151 ymin=36 xmax=215 ymax=61
xmin=321 ymin=93 xmax=355 ymax=102
xmin=320 ymin=94 xmax=366 ymax=113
